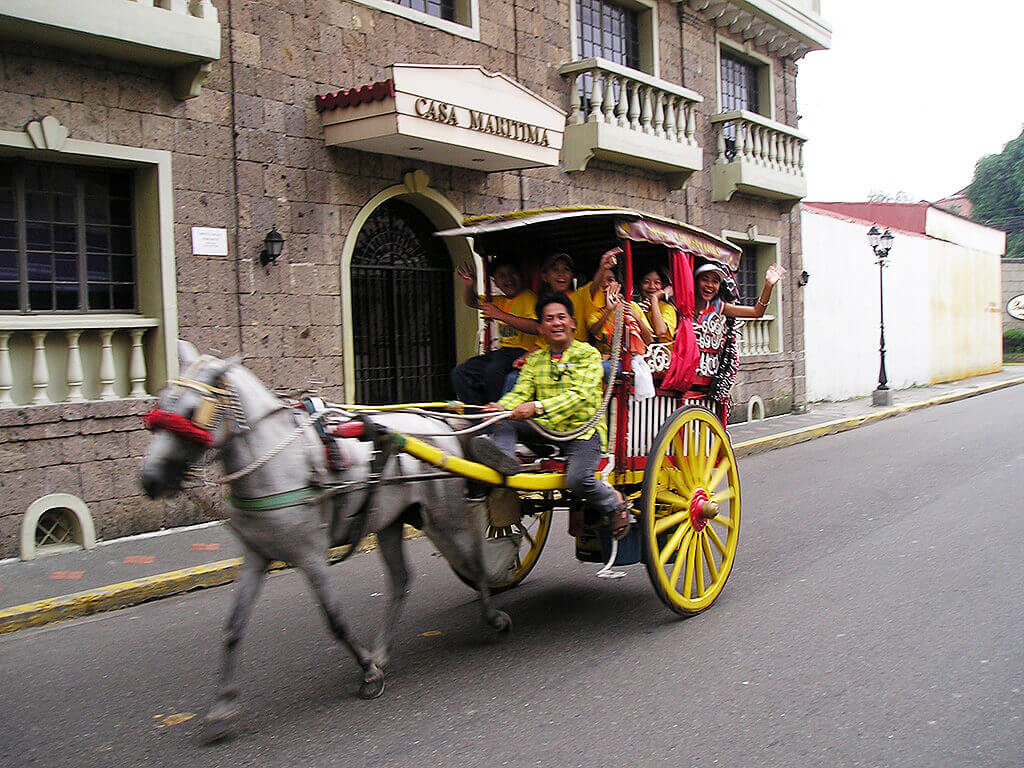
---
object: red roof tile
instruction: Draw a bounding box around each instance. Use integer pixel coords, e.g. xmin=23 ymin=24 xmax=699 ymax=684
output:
xmin=315 ymin=80 xmax=395 ymax=112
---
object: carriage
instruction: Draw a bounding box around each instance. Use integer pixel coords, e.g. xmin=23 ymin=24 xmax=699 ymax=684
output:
xmin=388 ymin=206 xmax=745 ymax=616
xmin=140 ymin=207 xmax=746 ymax=735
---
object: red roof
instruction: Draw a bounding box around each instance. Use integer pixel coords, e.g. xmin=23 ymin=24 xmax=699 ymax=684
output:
xmin=315 ymin=79 xmax=394 ymax=113
xmin=802 ymin=202 xmax=930 ymax=234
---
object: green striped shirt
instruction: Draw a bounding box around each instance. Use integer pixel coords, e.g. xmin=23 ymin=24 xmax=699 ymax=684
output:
xmin=497 ymin=340 xmax=607 ymax=447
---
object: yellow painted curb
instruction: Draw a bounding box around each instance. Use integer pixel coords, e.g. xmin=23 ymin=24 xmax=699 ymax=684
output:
xmin=0 ymin=530 xmax=421 ymax=636
xmin=734 ymin=375 xmax=1024 ymax=457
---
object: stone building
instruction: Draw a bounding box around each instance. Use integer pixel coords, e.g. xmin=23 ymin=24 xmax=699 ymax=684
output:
xmin=0 ymin=0 xmax=830 ymax=558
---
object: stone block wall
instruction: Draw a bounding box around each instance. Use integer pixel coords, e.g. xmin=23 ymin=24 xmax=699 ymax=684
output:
xmin=0 ymin=0 xmax=813 ymax=555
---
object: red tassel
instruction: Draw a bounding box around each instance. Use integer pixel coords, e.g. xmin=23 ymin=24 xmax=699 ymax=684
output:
xmin=143 ymin=409 xmax=215 ymax=447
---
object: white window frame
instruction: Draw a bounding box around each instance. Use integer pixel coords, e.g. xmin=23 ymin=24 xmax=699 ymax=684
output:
xmin=348 ymin=0 xmax=480 ymax=42
xmin=569 ymin=0 xmax=660 ymax=78
xmin=722 ymin=229 xmax=783 ymax=355
xmin=716 ymin=35 xmax=774 ymax=118
xmin=0 ymin=119 xmax=178 ymax=398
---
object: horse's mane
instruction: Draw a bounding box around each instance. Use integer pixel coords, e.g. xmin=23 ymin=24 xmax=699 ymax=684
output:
xmin=224 ymin=363 xmax=287 ymax=424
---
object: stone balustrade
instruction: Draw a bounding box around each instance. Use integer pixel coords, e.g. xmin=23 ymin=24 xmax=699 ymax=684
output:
xmin=558 ymin=58 xmax=703 ymax=187
xmin=736 ymin=315 xmax=775 ymax=355
xmin=0 ymin=317 xmax=159 ymax=407
xmin=709 ymin=110 xmax=807 ymax=202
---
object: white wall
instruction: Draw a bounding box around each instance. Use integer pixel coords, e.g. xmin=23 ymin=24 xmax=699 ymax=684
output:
xmin=802 ymin=211 xmax=930 ymax=400
xmin=802 ymin=209 xmax=1002 ymax=402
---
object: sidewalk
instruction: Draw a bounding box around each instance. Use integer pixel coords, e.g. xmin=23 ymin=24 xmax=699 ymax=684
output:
xmin=3 ymin=365 xmax=1022 ymax=634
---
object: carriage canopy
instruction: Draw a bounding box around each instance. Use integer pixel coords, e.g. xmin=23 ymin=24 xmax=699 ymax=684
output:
xmin=435 ymin=207 xmax=742 ymax=274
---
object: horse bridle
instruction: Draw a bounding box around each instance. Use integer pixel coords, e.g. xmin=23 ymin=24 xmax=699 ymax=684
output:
xmin=143 ymin=356 xmax=249 ymax=450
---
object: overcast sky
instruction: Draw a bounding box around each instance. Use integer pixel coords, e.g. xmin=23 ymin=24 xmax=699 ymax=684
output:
xmin=796 ymin=0 xmax=1024 ymax=203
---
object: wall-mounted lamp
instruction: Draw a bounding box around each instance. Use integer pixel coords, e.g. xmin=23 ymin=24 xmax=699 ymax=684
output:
xmin=798 ymin=270 xmax=810 ymax=286
xmin=259 ymin=227 xmax=285 ymax=268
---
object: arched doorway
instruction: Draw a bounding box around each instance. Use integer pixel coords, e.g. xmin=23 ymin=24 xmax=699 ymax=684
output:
xmin=350 ymin=198 xmax=456 ymax=404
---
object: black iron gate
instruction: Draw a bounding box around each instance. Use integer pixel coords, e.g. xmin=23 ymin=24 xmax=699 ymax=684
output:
xmin=351 ymin=198 xmax=455 ymax=404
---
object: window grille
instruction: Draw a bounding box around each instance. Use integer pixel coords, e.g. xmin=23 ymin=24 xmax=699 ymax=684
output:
xmin=35 ymin=507 xmax=76 ymax=547
xmin=719 ymin=51 xmax=762 ymax=160
xmin=0 ymin=160 xmax=136 ymax=313
xmin=388 ymin=0 xmax=455 ymax=21
xmin=351 ymin=199 xmax=456 ymax=405
xmin=734 ymin=244 xmax=759 ymax=305
xmin=577 ymin=0 xmax=640 ymax=69
xmin=720 ymin=51 xmax=760 ymax=114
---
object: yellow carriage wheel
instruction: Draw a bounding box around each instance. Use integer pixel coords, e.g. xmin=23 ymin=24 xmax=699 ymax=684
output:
xmin=640 ymin=406 xmax=741 ymax=616
xmin=452 ymin=500 xmax=553 ymax=594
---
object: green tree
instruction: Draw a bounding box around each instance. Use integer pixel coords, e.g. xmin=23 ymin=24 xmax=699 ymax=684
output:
xmin=967 ymin=128 xmax=1024 ymax=259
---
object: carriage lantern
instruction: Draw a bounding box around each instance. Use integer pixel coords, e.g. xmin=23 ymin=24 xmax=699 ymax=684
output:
xmin=867 ymin=225 xmax=894 ymax=406
xmin=260 ymin=227 xmax=285 ymax=267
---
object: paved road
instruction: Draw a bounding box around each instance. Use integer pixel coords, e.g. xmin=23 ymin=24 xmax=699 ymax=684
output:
xmin=3 ymin=388 xmax=1022 ymax=768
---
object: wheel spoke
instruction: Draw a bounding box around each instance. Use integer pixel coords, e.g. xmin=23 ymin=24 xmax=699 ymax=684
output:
xmin=699 ymin=434 xmax=721 ymax=486
xmin=672 ymin=434 xmax=698 ymax=490
xmin=695 ymin=533 xmax=707 ymax=596
xmin=710 ymin=487 xmax=735 ymax=504
xmin=653 ymin=508 xmax=689 ymax=535
xmin=705 ymin=455 xmax=731 ymax=496
xmin=658 ymin=519 xmax=692 ymax=566
xmin=710 ymin=514 xmax=735 ymax=531
xmin=664 ymin=466 xmax=692 ymax=495
xmin=682 ymin=533 xmax=698 ymax=598
xmin=655 ymin=489 xmax=690 ymax=509
xmin=667 ymin=528 xmax=694 ymax=590
xmin=701 ymin=532 xmax=719 ymax=582
xmin=706 ymin=524 xmax=728 ymax=556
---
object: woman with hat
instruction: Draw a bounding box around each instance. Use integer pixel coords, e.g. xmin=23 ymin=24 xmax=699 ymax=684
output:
xmin=692 ymin=260 xmax=785 ymax=388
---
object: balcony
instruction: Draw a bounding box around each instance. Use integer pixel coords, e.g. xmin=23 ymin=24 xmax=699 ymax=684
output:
xmin=678 ymin=0 xmax=831 ymax=59
xmin=0 ymin=0 xmax=221 ymax=99
xmin=709 ymin=111 xmax=807 ymax=202
xmin=559 ymin=58 xmax=703 ymax=189
xmin=0 ymin=316 xmax=160 ymax=406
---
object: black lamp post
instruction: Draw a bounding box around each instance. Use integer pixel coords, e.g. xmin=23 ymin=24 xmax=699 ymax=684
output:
xmin=867 ymin=225 xmax=895 ymax=406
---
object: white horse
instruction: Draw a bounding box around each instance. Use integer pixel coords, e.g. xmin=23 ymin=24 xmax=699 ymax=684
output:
xmin=140 ymin=342 xmax=510 ymax=742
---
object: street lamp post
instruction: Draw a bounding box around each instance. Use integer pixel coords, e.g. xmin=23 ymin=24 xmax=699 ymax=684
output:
xmin=867 ymin=225 xmax=895 ymax=406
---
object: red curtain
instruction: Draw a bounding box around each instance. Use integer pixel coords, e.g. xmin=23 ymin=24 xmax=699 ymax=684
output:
xmin=662 ymin=248 xmax=698 ymax=393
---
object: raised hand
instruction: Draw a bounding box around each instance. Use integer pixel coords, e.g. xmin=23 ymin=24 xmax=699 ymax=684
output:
xmin=765 ymin=263 xmax=787 ymax=286
xmin=456 ymin=262 xmax=476 ymax=286
xmin=479 ymin=301 xmax=503 ymax=320
xmin=600 ymin=246 xmax=622 ymax=271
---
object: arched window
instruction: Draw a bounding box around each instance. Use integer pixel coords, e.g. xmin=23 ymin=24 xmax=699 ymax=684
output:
xmin=351 ymin=199 xmax=455 ymax=404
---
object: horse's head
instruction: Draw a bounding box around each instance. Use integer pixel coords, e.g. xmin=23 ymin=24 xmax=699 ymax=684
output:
xmin=140 ymin=341 xmax=241 ymax=498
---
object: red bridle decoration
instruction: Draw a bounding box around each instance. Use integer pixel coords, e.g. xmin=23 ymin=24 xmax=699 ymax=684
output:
xmin=143 ymin=408 xmax=215 ymax=447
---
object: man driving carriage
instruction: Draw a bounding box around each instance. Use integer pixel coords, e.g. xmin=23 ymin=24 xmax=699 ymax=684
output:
xmin=471 ymin=292 xmax=631 ymax=541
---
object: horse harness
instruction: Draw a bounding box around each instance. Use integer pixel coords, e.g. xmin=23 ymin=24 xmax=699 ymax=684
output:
xmin=144 ymin=360 xmax=397 ymax=561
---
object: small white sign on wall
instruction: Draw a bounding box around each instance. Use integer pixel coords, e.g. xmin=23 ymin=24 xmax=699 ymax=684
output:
xmin=191 ymin=227 xmax=229 ymax=257
xmin=1008 ymin=294 xmax=1024 ymax=321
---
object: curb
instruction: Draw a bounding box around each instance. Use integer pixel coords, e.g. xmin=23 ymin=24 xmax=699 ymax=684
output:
xmin=732 ymin=375 xmax=1024 ymax=457
xmin=3 ymin=374 xmax=1022 ymax=636
xmin=0 ymin=536 xmax=389 ymax=636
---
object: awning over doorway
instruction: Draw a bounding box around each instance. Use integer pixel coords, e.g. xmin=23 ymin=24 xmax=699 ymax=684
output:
xmin=316 ymin=64 xmax=565 ymax=172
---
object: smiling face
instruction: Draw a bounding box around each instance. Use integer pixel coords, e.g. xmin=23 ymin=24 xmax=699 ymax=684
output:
xmin=537 ymin=299 xmax=576 ymax=349
xmin=696 ymin=271 xmax=722 ymax=303
xmin=541 ymin=257 xmax=574 ymax=293
xmin=641 ymin=270 xmax=664 ymax=299
xmin=492 ymin=263 xmax=523 ymax=298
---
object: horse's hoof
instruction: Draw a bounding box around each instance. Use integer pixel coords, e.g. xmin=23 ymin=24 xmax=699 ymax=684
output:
xmin=490 ymin=610 xmax=512 ymax=636
xmin=199 ymin=703 xmax=239 ymax=745
xmin=359 ymin=668 xmax=385 ymax=700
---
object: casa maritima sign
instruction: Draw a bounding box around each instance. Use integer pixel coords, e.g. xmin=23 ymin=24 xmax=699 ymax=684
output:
xmin=317 ymin=64 xmax=564 ymax=173
xmin=412 ymin=98 xmax=551 ymax=147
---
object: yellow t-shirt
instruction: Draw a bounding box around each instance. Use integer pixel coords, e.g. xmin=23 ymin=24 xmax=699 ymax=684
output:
xmin=572 ymin=282 xmax=603 ymax=342
xmin=482 ymin=290 xmax=539 ymax=351
xmin=632 ymin=300 xmax=678 ymax=341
